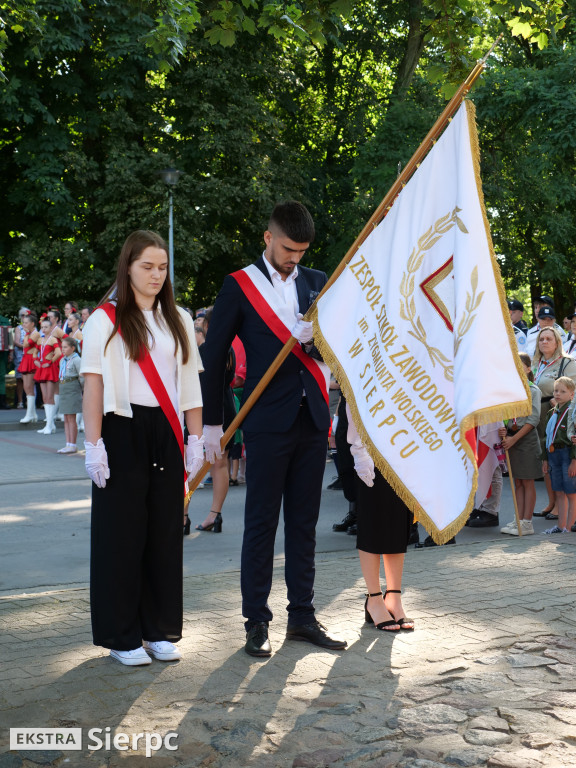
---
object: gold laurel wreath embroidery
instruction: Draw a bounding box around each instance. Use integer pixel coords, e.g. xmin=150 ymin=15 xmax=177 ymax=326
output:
xmin=454 ymin=265 xmax=484 ymax=356
xmin=399 ymin=207 xmax=469 ymax=383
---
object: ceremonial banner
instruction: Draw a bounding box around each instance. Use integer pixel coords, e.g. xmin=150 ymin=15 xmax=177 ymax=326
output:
xmin=312 ymin=101 xmax=530 ymax=543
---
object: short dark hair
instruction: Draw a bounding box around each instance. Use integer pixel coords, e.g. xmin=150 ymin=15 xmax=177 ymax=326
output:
xmin=268 ymin=201 xmax=315 ymax=243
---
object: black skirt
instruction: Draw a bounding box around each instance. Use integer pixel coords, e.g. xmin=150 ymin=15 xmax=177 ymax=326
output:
xmin=355 ymin=468 xmax=411 ymax=555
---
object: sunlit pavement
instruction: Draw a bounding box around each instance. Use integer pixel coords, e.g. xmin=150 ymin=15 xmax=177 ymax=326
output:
xmin=1 ymin=415 xmax=576 ymax=767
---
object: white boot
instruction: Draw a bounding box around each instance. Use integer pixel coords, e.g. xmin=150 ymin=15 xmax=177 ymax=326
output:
xmin=37 ymin=404 xmax=56 ymax=434
xmin=54 ymin=393 xmax=64 ymax=422
xmin=20 ymin=395 xmax=38 ymax=424
xmin=76 ymin=412 xmax=84 ymax=432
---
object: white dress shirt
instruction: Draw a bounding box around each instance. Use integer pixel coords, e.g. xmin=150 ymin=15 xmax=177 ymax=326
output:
xmin=262 ymin=253 xmax=299 ymax=323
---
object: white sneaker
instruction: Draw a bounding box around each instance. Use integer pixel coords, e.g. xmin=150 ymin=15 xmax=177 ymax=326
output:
xmin=500 ymin=521 xmax=517 ymax=534
xmin=143 ymin=640 xmax=181 ymax=661
xmin=511 ymin=520 xmax=534 ymax=536
xmin=110 ymin=647 xmax=152 ymax=666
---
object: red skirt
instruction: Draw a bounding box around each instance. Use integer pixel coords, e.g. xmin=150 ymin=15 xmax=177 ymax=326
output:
xmin=18 ymin=353 xmax=37 ymax=374
xmin=34 ymin=363 xmax=58 ymax=383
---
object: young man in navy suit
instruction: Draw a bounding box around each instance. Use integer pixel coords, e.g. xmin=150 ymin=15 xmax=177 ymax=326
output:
xmin=201 ymin=201 xmax=347 ymax=656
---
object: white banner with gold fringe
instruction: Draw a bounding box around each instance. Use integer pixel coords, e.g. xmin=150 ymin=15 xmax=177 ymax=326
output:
xmin=312 ymin=101 xmax=530 ymax=543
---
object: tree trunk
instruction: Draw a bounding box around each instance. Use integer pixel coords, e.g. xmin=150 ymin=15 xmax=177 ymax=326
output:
xmin=390 ymin=0 xmax=427 ymax=102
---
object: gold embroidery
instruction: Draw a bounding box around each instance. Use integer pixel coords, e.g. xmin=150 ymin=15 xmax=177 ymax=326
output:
xmin=454 ymin=265 xmax=484 ymax=355
xmin=399 ymin=206 xmax=467 ymax=382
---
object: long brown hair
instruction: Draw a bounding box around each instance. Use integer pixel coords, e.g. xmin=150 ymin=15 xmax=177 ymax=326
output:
xmin=532 ymin=326 xmax=568 ymax=368
xmin=518 ymin=352 xmax=534 ymax=382
xmin=101 ymin=230 xmax=190 ymax=363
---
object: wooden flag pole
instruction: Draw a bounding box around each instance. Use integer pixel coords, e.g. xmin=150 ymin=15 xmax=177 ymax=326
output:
xmin=505 ymin=449 xmax=523 ymax=536
xmin=185 ymin=38 xmax=502 ymax=503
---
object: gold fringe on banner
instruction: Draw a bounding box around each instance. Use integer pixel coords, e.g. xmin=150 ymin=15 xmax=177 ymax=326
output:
xmin=310 ymin=100 xmax=531 ymax=545
xmin=464 ymin=99 xmax=532 ymax=419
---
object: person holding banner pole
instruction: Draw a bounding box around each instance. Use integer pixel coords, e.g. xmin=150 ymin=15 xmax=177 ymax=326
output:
xmin=346 ymin=405 xmax=414 ymax=632
xmin=200 ymin=201 xmax=347 ymax=657
xmin=81 ymin=230 xmax=204 ymax=666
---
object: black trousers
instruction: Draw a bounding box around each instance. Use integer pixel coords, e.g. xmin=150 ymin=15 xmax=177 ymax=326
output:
xmin=90 ymin=405 xmax=184 ymax=650
xmin=241 ymin=400 xmax=328 ymax=628
xmin=335 ymin=395 xmax=356 ymax=503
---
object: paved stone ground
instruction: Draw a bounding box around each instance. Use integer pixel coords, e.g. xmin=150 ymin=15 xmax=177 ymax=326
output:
xmin=2 ymin=535 xmax=576 ymax=768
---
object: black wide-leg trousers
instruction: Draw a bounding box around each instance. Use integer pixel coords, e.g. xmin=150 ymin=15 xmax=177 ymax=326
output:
xmin=90 ymin=405 xmax=184 ymax=650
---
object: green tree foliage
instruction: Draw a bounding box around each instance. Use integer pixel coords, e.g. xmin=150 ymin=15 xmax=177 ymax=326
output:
xmin=474 ymin=41 xmax=576 ymax=316
xmin=0 ymin=0 xmax=572 ymax=315
xmin=1 ymin=1 xmax=168 ymax=309
xmin=161 ymin=33 xmax=309 ymax=303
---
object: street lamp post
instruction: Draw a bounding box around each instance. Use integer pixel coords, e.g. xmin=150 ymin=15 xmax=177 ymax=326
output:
xmin=158 ymin=167 xmax=182 ymax=291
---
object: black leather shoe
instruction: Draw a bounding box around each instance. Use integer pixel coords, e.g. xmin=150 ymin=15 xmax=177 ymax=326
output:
xmin=465 ymin=508 xmax=481 ymax=526
xmin=333 ymin=510 xmax=356 ymax=532
xmin=286 ymin=620 xmax=347 ymax=650
xmin=346 ymin=523 xmax=357 ymax=536
xmin=245 ymin=622 xmax=272 ymax=657
xmin=468 ymin=510 xmax=499 ymax=527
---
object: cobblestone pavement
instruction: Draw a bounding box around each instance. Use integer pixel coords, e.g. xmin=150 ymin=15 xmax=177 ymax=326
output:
xmin=2 ymin=535 xmax=576 ymax=768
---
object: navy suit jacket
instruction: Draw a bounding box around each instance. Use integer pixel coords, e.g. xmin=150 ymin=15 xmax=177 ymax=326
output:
xmin=201 ymin=256 xmax=330 ymax=433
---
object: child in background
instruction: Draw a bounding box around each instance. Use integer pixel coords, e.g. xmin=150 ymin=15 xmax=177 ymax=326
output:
xmin=57 ymin=337 xmax=83 ymax=454
xmin=543 ymin=376 xmax=576 ymax=534
xmin=498 ymin=352 xmax=541 ymax=536
xmin=34 ymin=317 xmax=62 ymax=435
xmin=18 ymin=313 xmax=39 ymax=424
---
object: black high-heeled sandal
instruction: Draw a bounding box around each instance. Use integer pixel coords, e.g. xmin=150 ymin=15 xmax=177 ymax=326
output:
xmin=183 ymin=515 xmax=191 ymax=536
xmin=384 ymin=589 xmax=415 ymax=631
xmin=364 ymin=592 xmax=400 ymax=631
xmin=195 ymin=511 xmax=223 ymax=533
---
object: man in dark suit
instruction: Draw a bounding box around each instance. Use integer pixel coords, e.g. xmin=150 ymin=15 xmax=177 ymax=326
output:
xmin=201 ymin=201 xmax=347 ymax=657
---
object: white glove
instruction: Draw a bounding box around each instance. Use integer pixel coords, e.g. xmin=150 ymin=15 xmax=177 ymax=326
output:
xmin=186 ymin=434 xmax=205 ymax=482
xmin=203 ymin=424 xmax=224 ymax=463
xmin=85 ymin=438 xmax=110 ymax=488
xmin=291 ymin=313 xmax=314 ymax=344
xmin=350 ymin=443 xmax=375 ymax=487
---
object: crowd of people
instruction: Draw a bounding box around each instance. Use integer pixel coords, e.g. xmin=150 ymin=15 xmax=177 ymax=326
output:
xmin=4 ymin=303 xmax=92 ymax=451
xmin=502 ymin=295 xmax=576 ymax=535
xmin=3 ymin=209 xmax=575 ymax=667
xmin=70 ymin=205 xmax=412 ymax=666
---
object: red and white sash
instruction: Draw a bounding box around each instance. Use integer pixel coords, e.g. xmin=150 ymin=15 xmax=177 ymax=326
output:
xmin=99 ymin=303 xmax=187 ymax=489
xmin=231 ymin=264 xmax=330 ymax=404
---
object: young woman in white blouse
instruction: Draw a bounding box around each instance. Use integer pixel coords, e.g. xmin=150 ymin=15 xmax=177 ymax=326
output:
xmin=81 ymin=230 xmax=204 ymax=666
